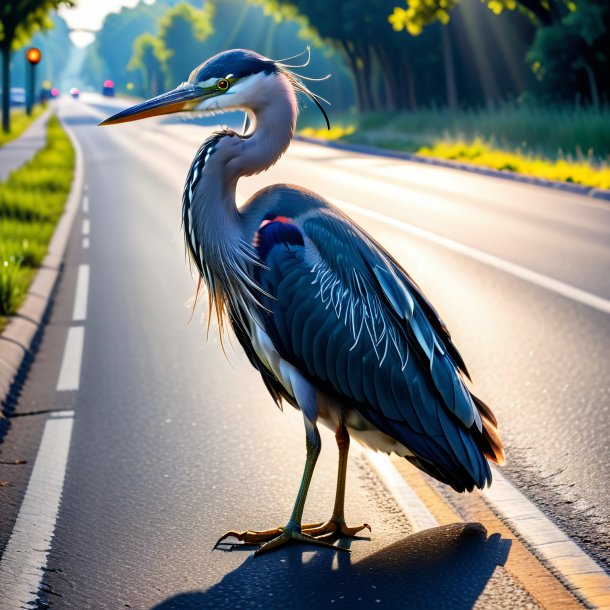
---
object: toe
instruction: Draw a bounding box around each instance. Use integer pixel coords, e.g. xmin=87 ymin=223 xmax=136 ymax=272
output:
xmin=339 ymin=522 xmax=371 ymax=537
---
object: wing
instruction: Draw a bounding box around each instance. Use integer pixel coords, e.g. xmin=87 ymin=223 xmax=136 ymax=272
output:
xmin=252 ymin=202 xmax=503 ymax=492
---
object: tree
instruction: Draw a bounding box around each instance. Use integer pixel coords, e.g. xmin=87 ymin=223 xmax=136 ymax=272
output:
xmin=157 ymin=3 xmax=214 ymax=88
xmin=0 ymin=0 xmax=73 ymax=132
xmin=390 ymin=0 xmax=609 ymax=105
xmin=257 ymin=0 xmax=423 ymax=112
xmin=89 ymin=2 xmax=167 ymax=94
xmin=389 ymin=0 xmax=459 ymax=108
xmin=128 ymin=33 xmax=167 ymax=97
xmin=527 ymin=0 xmax=610 ymax=105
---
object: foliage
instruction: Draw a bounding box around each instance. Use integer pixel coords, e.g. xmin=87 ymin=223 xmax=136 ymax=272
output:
xmin=417 ymin=139 xmax=610 ymax=189
xmin=0 ymin=255 xmax=33 ymax=319
xmin=300 ymin=124 xmax=356 ymax=140
xmin=256 ymin=0 xmax=431 ymax=111
xmin=0 ymin=0 xmax=73 ymax=132
xmin=527 ymin=0 xmax=610 ymax=105
xmin=389 ymin=0 xmax=459 ymax=36
xmin=12 ymin=12 xmax=75 ymax=90
xmin=85 ymin=1 xmax=172 ymax=92
xmin=389 ymin=0 xmax=609 ymax=105
xmin=157 ymin=3 xmax=214 ymax=88
xmin=0 ymin=115 xmax=74 ymax=318
xmin=313 ymin=103 xmax=610 ymax=161
xmin=128 ymin=33 xmax=167 ymax=97
xmin=389 ymin=0 xmax=568 ymax=30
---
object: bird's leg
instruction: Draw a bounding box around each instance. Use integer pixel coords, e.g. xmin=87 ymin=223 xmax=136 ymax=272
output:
xmin=302 ymin=423 xmax=370 ymax=539
xmin=215 ymin=418 xmax=346 ymax=555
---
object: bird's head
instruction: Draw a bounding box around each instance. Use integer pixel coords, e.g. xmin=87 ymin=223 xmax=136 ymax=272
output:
xmin=99 ymin=48 xmax=329 ymax=128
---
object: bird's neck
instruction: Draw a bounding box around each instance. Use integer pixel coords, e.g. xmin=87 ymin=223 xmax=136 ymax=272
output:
xmin=183 ymin=82 xmax=297 ymax=319
xmin=229 ymin=80 xmax=298 ymax=180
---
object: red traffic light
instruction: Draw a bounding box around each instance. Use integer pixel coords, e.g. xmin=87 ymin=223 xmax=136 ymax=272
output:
xmin=26 ymin=47 xmax=41 ymax=65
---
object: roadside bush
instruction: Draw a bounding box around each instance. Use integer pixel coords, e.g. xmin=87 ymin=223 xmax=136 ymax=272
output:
xmin=0 ymin=115 xmax=74 ymax=324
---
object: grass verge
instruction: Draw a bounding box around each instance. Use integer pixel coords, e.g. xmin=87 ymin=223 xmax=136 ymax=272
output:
xmin=300 ymin=105 xmax=610 ymax=191
xmin=0 ymin=115 xmax=74 ymax=332
xmin=0 ymin=105 xmax=45 ymax=148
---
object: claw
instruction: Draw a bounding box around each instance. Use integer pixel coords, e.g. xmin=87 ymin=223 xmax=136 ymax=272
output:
xmin=214 ymin=527 xmax=284 ymax=549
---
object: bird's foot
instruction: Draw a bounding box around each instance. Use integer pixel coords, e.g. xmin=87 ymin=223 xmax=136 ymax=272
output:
xmin=214 ymin=524 xmax=350 ymax=556
xmin=302 ymin=518 xmax=371 ymax=539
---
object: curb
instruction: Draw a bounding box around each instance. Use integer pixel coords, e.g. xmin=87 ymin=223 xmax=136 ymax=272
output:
xmin=0 ymin=115 xmax=84 ymax=440
xmin=295 ymin=135 xmax=610 ymax=202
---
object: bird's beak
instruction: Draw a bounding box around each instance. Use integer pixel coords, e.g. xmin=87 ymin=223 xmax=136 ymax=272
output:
xmin=99 ymin=84 xmax=204 ymax=126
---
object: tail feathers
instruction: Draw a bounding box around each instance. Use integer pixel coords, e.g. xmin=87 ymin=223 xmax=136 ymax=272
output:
xmin=472 ymin=394 xmax=505 ymax=466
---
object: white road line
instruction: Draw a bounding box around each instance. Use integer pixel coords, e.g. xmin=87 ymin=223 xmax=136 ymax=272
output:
xmin=0 ymin=411 xmax=74 ymax=610
xmin=484 ymin=468 xmax=610 ymax=608
xmin=82 ymin=219 xmax=90 ymax=236
xmin=56 ymin=327 xmax=85 ymax=391
xmin=82 ymin=195 xmax=89 ymax=213
xmin=365 ymin=451 xmax=438 ymax=532
xmin=72 ymin=264 xmax=89 ymax=322
xmin=82 ymin=237 xmax=90 ymax=249
xmin=329 ymin=197 xmax=610 ymax=316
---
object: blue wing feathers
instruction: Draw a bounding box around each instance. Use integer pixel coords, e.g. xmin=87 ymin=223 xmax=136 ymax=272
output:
xmin=251 ymin=208 xmax=497 ymax=492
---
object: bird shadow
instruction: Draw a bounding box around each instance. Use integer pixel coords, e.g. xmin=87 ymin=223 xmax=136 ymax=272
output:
xmin=151 ymin=522 xmax=510 ymax=609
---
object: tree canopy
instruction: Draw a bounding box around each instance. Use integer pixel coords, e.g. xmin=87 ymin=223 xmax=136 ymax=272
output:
xmin=157 ymin=3 xmax=214 ymax=87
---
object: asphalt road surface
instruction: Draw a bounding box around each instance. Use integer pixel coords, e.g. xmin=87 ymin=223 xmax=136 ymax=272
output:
xmin=0 ymin=94 xmax=608 ymax=609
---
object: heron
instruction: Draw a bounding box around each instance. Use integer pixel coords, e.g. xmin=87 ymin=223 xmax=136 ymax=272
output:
xmin=101 ymin=48 xmax=505 ymax=556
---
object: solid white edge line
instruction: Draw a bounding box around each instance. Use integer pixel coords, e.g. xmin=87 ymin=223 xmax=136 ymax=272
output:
xmin=82 ymin=219 xmax=90 ymax=236
xmin=328 ymin=197 xmax=610 ymax=316
xmin=484 ymin=467 xmax=610 ymax=608
xmin=365 ymin=450 xmax=438 ymax=532
xmin=0 ymin=411 xmax=74 ymax=610
xmin=72 ymin=264 xmax=89 ymax=322
xmin=56 ymin=327 xmax=85 ymax=391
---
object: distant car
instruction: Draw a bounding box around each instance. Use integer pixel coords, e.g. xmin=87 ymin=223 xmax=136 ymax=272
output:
xmin=70 ymin=87 xmax=80 ymax=99
xmin=102 ymin=80 xmax=115 ymax=97
xmin=0 ymin=87 xmax=26 ymax=106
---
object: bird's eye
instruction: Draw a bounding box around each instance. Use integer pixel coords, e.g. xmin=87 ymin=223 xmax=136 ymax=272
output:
xmin=217 ymin=79 xmax=230 ymax=91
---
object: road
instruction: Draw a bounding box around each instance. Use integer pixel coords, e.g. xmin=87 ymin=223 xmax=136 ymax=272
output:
xmin=0 ymin=93 xmax=608 ymax=609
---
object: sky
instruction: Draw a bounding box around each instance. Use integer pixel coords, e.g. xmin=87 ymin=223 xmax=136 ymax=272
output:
xmin=58 ymin=0 xmax=156 ymax=47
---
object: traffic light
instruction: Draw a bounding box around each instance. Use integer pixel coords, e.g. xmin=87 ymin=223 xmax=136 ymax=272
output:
xmin=25 ymin=47 xmax=42 ymax=115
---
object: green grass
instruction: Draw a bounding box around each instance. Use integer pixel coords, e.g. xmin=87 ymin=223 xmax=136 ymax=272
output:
xmin=0 ymin=105 xmax=45 ymax=148
xmin=300 ymin=104 xmax=610 ymax=190
xmin=0 ymin=115 xmax=74 ymax=329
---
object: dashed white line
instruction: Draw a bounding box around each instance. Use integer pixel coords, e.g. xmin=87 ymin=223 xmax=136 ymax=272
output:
xmin=56 ymin=327 xmax=85 ymax=391
xmin=0 ymin=411 xmax=74 ymax=610
xmin=72 ymin=264 xmax=89 ymax=322
xmin=82 ymin=219 xmax=90 ymax=236
xmin=82 ymin=237 xmax=90 ymax=249
xmin=329 ymin=197 xmax=610 ymax=315
xmin=82 ymin=195 xmax=89 ymax=213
